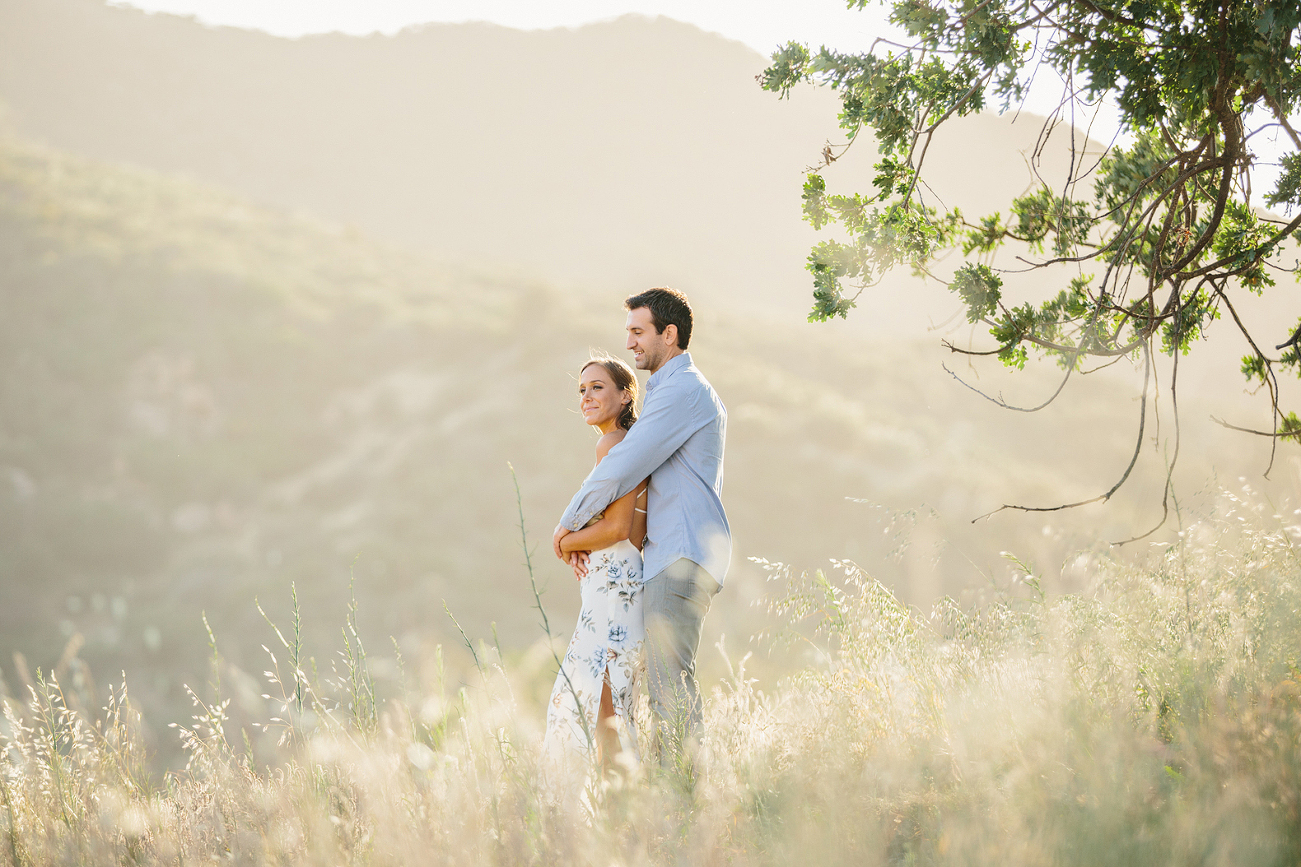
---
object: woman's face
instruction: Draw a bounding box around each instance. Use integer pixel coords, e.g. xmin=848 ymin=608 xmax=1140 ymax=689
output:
xmin=578 ymin=364 xmax=627 ymax=430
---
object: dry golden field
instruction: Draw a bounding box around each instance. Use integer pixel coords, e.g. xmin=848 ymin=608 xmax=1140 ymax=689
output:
xmin=2 ymin=486 xmax=1300 ymax=865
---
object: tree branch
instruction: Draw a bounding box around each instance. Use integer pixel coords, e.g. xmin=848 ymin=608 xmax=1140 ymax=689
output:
xmin=1114 ymin=301 xmax=1186 ymax=545
xmin=972 ymin=341 xmax=1151 ymax=522
xmin=941 ymin=359 xmax=1074 ymax=412
xmin=1211 ymin=416 xmax=1299 ymax=439
xmin=1179 ymin=211 xmax=1301 ymax=281
xmin=1261 ymin=81 xmax=1301 ymax=151
xmin=1210 ymin=279 xmax=1284 ymax=475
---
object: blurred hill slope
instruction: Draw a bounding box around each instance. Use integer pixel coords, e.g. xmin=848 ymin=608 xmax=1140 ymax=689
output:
xmin=0 ymin=0 xmax=1100 ymax=324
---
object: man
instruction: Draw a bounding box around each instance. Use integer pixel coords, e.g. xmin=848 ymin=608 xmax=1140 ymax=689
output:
xmin=553 ymin=287 xmax=730 ymax=759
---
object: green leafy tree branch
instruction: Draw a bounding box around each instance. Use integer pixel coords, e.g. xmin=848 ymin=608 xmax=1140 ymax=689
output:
xmin=762 ymin=0 xmax=1301 ymax=536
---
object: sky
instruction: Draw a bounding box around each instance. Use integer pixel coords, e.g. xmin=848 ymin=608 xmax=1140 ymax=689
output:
xmin=112 ymin=0 xmax=1293 ymax=204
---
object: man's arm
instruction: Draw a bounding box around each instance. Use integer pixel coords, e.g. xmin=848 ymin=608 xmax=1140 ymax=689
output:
xmin=558 ymin=377 xmax=704 ymax=532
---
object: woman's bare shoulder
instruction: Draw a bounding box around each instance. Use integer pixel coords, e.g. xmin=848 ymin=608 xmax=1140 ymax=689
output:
xmin=595 ymin=429 xmax=627 ymax=460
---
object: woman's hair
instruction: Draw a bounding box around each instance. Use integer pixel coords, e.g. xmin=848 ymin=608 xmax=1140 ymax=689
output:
xmin=580 ymin=353 xmax=639 ymax=430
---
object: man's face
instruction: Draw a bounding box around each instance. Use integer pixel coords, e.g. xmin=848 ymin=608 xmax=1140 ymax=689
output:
xmin=626 ymin=306 xmax=674 ymax=372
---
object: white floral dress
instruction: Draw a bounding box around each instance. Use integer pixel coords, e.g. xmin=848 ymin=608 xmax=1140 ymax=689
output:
xmin=544 ymin=538 xmax=645 ymax=762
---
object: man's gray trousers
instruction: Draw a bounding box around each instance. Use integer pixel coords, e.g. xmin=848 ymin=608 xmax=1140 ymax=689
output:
xmin=641 ymin=557 xmax=721 ymax=758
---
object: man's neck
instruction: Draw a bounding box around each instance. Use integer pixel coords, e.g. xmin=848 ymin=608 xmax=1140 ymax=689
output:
xmin=649 ymin=348 xmax=686 ymax=375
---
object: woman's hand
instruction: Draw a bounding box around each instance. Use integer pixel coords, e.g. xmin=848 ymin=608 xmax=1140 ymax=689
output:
xmin=568 ymin=550 xmax=589 ymax=580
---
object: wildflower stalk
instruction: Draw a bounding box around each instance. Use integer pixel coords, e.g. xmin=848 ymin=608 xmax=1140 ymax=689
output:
xmin=508 ymin=462 xmax=594 ymax=755
xmin=202 ymin=611 xmax=220 ymax=705
xmin=290 ymin=583 xmax=304 ymax=714
xmin=341 ymin=577 xmax=377 ymax=732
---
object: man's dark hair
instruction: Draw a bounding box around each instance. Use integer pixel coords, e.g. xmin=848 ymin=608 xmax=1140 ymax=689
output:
xmin=625 ymin=287 xmax=693 ymax=350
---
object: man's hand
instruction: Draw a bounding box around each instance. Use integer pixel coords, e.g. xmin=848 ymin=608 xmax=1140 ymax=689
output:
xmin=552 ymin=524 xmax=571 ymax=561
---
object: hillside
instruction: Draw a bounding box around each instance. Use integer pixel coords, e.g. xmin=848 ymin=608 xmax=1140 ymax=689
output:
xmin=0 ymin=0 xmax=1106 ymax=326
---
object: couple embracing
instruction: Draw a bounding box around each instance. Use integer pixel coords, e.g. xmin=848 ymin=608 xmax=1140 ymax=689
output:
xmin=544 ymin=287 xmax=730 ymax=773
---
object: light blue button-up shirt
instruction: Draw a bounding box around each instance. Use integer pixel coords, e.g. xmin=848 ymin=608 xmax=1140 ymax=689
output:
xmin=560 ymin=352 xmax=731 ymax=584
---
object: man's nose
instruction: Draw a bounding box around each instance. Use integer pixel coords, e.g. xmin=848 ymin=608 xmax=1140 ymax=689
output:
xmin=626 ymin=334 xmax=635 ymax=349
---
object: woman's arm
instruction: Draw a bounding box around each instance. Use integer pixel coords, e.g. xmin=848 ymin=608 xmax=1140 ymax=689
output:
xmin=559 ymin=487 xmax=636 ymax=553
xmin=559 ymin=431 xmax=636 ymax=554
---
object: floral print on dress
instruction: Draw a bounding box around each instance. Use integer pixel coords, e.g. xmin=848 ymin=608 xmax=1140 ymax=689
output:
xmin=615 ymin=584 xmax=639 ymax=611
xmin=543 ymin=540 xmax=645 ymax=763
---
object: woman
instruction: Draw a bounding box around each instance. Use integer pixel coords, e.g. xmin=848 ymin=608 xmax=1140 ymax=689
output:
xmin=543 ymin=354 xmax=649 ymax=771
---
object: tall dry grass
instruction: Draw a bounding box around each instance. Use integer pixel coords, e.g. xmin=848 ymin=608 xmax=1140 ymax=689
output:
xmin=2 ymin=485 xmax=1300 ymax=865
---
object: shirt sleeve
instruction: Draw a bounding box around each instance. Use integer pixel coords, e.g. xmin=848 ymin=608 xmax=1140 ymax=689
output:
xmin=559 ymin=375 xmax=705 ymax=531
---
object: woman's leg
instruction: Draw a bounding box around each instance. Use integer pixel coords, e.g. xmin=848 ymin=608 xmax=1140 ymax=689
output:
xmin=595 ymin=673 xmax=622 ymax=772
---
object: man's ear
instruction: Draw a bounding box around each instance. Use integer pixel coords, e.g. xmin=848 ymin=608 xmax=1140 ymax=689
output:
xmin=662 ymin=323 xmax=679 ymax=348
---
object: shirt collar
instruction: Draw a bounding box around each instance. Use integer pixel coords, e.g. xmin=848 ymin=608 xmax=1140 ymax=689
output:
xmin=646 ymin=351 xmax=691 ymax=393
